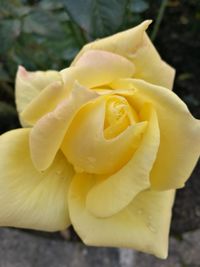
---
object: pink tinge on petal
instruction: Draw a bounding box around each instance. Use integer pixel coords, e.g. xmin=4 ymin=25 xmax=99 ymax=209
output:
xmin=30 ymin=82 xmax=98 ymax=171
xmin=18 ymin=66 xmax=29 ymax=78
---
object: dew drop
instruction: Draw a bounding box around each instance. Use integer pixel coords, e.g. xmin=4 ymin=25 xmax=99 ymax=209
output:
xmin=137 ymin=209 xmax=143 ymax=215
xmin=74 ymin=166 xmax=84 ymax=173
xmin=147 ymin=223 xmax=156 ymax=233
xmin=87 ymin=156 xmax=96 ymax=163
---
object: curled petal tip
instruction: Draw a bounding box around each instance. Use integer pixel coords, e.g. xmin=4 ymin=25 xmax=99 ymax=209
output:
xmin=18 ymin=65 xmax=28 ymax=78
xmin=140 ymin=20 xmax=153 ymax=30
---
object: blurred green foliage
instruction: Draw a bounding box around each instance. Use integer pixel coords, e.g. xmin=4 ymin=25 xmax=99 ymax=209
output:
xmin=0 ymin=0 xmax=157 ymax=133
xmin=0 ymin=0 xmax=150 ymax=78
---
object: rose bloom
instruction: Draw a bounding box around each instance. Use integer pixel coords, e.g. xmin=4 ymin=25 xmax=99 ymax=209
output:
xmin=0 ymin=21 xmax=199 ymax=258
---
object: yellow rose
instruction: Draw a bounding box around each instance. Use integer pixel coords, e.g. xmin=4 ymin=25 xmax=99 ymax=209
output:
xmin=0 ymin=20 xmax=199 ymax=259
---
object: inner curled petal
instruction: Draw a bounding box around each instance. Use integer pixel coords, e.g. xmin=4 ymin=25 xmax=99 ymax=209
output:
xmin=61 ymin=95 xmax=147 ymax=175
xmin=85 ymin=103 xmax=160 ymax=218
xmin=104 ymin=96 xmax=139 ymax=139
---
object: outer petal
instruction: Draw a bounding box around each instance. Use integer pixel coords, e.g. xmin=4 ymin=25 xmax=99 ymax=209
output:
xmin=72 ymin=21 xmax=175 ymax=90
xmin=85 ymin=104 xmax=160 ymax=217
xmin=21 ymin=81 xmax=67 ymax=125
xmin=15 ymin=66 xmax=61 ymax=114
xmin=15 ymin=66 xmax=61 ymax=125
xmin=112 ymin=78 xmax=200 ymax=190
xmin=60 ymin=50 xmax=134 ymax=90
xmin=0 ymin=128 xmax=74 ymax=231
xmin=30 ymin=82 xmax=98 ymax=171
xmin=68 ymin=174 xmax=175 ymax=259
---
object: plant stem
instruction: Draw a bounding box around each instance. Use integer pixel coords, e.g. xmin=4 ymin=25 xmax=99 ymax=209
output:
xmin=151 ymin=0 xmax=168 ymax=41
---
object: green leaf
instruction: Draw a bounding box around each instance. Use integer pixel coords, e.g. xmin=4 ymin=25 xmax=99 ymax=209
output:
xmin=63 ymin=0 xmax=128 ymax=38
xmin=0 ymin=0 xmax=31 ymax=19
xmin=129 ymin=0 xmax=149 ymax=13
xmin=38 ymin=0 xmax=64 ymax=11
xmin=43 ymin=37 xmax=79 ymax=63
xmin=15 ymin=6 xmax=32 ymax=17
xmin=0 ymin=64 xmax=10 ymax=82
xmin=0 ymin=19 xmax=21 ymax=54
xmin=0 ymin=0 xmax=20 ymax=18
xmin=12 ymin=18 xmax=79 ymax=70
xmin=11 ymin=34 xmax=52 ymax=70
xmin=55 ymin=11 xmax=70 ymax=22
xmin=22 ymin=10 xmax=63 ymax=37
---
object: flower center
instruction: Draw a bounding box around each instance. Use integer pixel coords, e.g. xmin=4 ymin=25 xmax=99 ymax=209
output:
xmin=104 ymin=96 xmax=138 ymax=139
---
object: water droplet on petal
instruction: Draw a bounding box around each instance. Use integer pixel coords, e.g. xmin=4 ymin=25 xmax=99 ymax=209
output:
xmin=137 ymin=209 xmax=143 ymax=215
xmin=74 ymin=166 xmax=84 ymax=173
xmin=147 ymin=223 xmax=156 ymax=233
xmin=87 ymin=157 xmax=96 ymax=163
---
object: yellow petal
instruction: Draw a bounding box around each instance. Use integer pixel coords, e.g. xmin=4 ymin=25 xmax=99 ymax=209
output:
xmin=0 ymin=128 xmax=74 ymax=231
xmin=68 ymin=173 xmax=175 ymax=259
xmin=85 ymin=104 xmax=160 ymax=217
xmin=15 ymin=66 xmax=61 ymax=126
xmin=114 ymin=79 xmax=200 ymax=190
xmin=62 ymin=96 xmax=147 ymax=175
xmin=30 ymin=82 xmax=98 ymax=171
xmin=72 ymin=21 xmax=175 ymax=89
xmin=21 ymin=81 xmax=68 ymax=125
xmin=60 ymin=50 xmax=134 ymax=90
xmin=130 ymin=34 xmax=175 ymax=90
